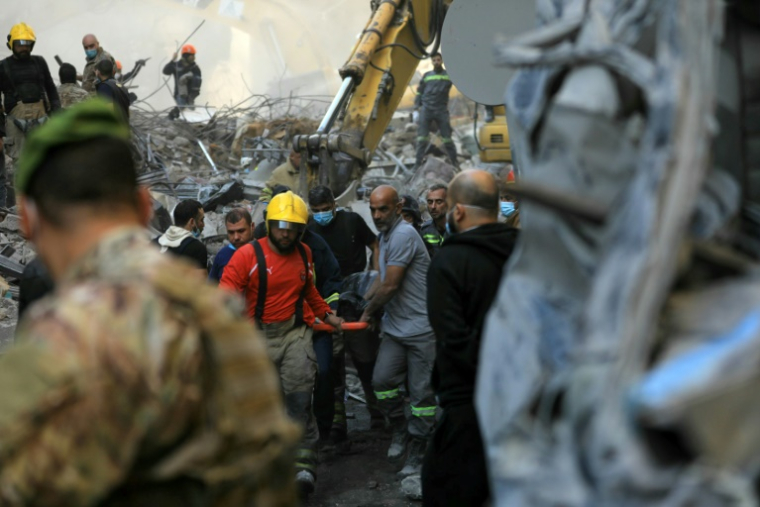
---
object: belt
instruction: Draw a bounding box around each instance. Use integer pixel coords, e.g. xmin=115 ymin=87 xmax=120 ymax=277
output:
xmin=258 ymin=316 xmax=297 ymax=338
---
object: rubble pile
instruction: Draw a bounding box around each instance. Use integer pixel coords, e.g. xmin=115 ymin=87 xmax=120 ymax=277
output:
xmin=0 ymin=93 xmax=495 ymax=339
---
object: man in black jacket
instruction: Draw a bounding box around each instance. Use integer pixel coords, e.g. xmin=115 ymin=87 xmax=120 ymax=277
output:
xmin=414 ymin=52 xmax=458 ymax=169
xmin=157 ymin=199 xmax=208 ymax=275
xmin=162 ymin=44 xmax=201 ymax=120
xmin=0 ymin=23 xmax=60 ymax=207
xmin=95 ymin=59 xmax=131 ymax=120
xmin=421 ymin=170 xmax=518 ymax=506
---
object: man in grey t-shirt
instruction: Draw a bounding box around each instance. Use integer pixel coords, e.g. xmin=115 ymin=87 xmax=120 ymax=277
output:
xmin=361 ymin=185 xmax=436 ymax=478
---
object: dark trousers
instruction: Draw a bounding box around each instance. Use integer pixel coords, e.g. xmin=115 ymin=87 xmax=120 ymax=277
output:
xmin=312 ymin=331 xmax=334 ymax=437
xmin=421 ymin=404 xmax=490 ymax=507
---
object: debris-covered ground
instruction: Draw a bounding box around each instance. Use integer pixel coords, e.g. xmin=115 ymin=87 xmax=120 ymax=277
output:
xmin=309 ymin=372 xmax=418 ymax=507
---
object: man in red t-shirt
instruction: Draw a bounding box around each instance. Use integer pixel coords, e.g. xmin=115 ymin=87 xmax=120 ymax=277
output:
xmin=221 ymin=191 xmax=343 ymax=497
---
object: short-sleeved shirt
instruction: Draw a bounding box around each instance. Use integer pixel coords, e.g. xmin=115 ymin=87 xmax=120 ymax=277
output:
xmin=378 ymin=217 xmax=432 ymax=337
xmin=308 ymin=209 xmax=376 ymax=278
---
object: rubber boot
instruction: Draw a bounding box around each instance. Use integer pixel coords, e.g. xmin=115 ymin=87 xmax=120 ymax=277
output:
xmin=387 ymin=417 xmax=410 ymax=462
xmin=398 ymin=437 xmax=428 ymax=477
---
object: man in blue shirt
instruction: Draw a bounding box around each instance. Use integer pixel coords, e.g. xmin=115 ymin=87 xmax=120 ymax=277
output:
xmin=209 ymin=208 xmax=254 ymax=283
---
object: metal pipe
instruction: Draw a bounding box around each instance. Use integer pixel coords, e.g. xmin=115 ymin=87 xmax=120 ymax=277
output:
xmin=197 ymin=140 xmax=219 ymax=173
xmin=318 ymin=76 xmax=354 ymax=134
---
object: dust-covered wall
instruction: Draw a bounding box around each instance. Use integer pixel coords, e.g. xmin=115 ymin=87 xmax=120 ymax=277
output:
xmin=1 ymin=0 xmax=370 ymax=112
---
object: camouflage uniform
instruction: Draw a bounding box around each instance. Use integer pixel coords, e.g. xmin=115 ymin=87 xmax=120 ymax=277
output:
xmin=82 ymin=48 xmax=115 ymax=93
xmin=0 ymin=227 xmax=301 ymax=506
xmin=57 ymin=83 xmax=90 ymax=108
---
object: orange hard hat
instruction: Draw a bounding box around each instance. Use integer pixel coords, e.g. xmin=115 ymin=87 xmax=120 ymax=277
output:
xmin=181 ymin=44 xmax=196 ymax=55
xmin=115 ymin=60 xmax=123 ymax=71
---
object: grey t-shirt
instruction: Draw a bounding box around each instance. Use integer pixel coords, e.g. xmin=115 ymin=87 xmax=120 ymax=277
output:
xmin=378 ymin=217 xmax=432 ymax=337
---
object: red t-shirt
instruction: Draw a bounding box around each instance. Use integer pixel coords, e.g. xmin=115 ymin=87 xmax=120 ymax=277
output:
xmin=220 ymin=240 xmax=331 ymax=326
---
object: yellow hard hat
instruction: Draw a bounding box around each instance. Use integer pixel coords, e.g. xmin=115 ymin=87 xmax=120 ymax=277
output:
xmin=7 ymin=23 xmax=36 ymax=51
xmin=267 ymin=191 xmax=308 ymax=231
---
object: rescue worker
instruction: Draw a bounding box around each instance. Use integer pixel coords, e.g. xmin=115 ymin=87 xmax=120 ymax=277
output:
xmin=498 ymin=177 xmax=521 ymax=228
xmin=307 ymin=185 xmax=383 ymax=445
xmin=263 ymin=149 xmax=315 ymax=201
xmin=163 ymin=44 xmax=202 ymax=120
xmin=80 ymin=34 xmax=115 ymax=93
xmin=361 ymin=185 xmax=436 ymax=478
xmin=220 ymin=191 xmax=344 ymax=497
xmin=255 ymin=186 xmax=343 ymax=445
xmin=115 ymin=58 xmax=147 ymax=84
xmin=1 ymin=99 xmax=301 ymax=505
xmin=209 ymin=207 xmax=254 ymax=283
xmin=400 ymin=194 xmax=423 ymax=232
xmin=414 ymin=52 xmax=458 ymax=169
xmin=157 ymin=199 xmax=208 ymax=274
xmin=94 ymin=59 xmax=130 ymax=120
xmin=420 ymin=183 xmax=448 ymax=257
xmin=57 ymin=63 xmax=89 ymax=109
xmin=0 ymin=22 xmax=60 ymax=208
xmin=421 ymin=170 xmax=519 ymax=506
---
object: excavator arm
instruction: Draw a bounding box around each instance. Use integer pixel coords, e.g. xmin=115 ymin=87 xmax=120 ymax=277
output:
xmin=294 ymin=0 xmax=450 ymax=195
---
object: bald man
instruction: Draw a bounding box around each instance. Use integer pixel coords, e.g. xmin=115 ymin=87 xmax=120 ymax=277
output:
xmin=361 ymin=185 xmax=435 ymax=478
xmin=80 ymin=34 xmax=115 ymax=93
xmin=420 ymin=170 xmax=519 ymax=506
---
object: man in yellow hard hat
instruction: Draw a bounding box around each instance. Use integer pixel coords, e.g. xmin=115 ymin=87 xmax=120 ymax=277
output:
xmin=0 ymin=99 xmax=301 ymax=505
xmin=80 ymin=33 xmax=115 ymax=93
xmin=163 ymin=44 xmax=202 ymax=120
xmin=0 ymin=22 xmax=60 ymax=207
xmin=221 ymin=190 xmax=344 ymax=498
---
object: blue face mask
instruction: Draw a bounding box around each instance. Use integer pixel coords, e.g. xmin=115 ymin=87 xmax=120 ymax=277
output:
xmin=85 ymin=48 xmax=98 ymax=60
xmin=313 ymin=210 xmax=334 ymax=226
xmin=500 ymin=201 xmax=516 ymax=217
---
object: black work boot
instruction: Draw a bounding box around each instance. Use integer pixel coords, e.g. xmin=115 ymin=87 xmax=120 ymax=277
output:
xmin=397 ymin=437 xmax=428 ymax=477
xmin=387 ymin=417 xmax=409 ymax=462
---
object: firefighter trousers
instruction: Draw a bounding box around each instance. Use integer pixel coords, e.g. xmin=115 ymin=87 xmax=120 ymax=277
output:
xmin=372 ymin=330 xmax=437 ymax=438
xmin=415 ymin=108 xmax=458 ymax=168
xmin=261 ymin=318 xmax=319 ymax=477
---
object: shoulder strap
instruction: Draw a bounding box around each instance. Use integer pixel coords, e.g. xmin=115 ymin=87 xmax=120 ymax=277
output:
xmin=294 ymin=242 xmax=309 ymax=327
xmin=252 ymin=240 xmax=267 ymax=324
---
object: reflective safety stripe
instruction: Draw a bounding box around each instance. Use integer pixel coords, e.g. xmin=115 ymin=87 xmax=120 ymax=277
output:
xmin=411 ymin=405 xmax=437 ymax=417
xmin=375 ymin=388 xmax=400 ymax=400
xmin=417 ymin=136 xmax=429 ymax=142
xmin=423 ymin=234 xmax=443 ymax=245
xmin=325 ymin=292 xmax=340 ymax=305
xmin=296 ymin=449 xmax=316 ymax=461
xmin=333 ymin=413 xmax=346 ymax=423
xmin=423 ymin=74 xmax=451 ymax=82
xmin=441 ymin=138 xmax=452 ymax=143
xmin=296 ymin=462 xmax=317 ymax=472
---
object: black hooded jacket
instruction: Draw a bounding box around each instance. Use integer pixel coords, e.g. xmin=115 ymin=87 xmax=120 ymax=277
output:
xmin=427 ymin=222 xmax=518 ymax=408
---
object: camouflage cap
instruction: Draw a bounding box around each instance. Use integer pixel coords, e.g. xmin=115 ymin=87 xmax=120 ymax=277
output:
xmin=16 ymin=99 xmax=131 ymax=194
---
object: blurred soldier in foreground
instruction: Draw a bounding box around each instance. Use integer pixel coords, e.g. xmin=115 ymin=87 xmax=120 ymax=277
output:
xmin=0 ymin=100 xmax=300 ymax=506
xmin=57 ymin=63 xmax=89 ymax=109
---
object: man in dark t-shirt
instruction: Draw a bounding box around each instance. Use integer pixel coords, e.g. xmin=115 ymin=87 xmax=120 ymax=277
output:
xmin=307 ymin=185 xmax=383 ymax=444
xmin=157 ymin=199 xmax=207 ymax=274
xmin=307 ymin=186 xmax=378 ymax=277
